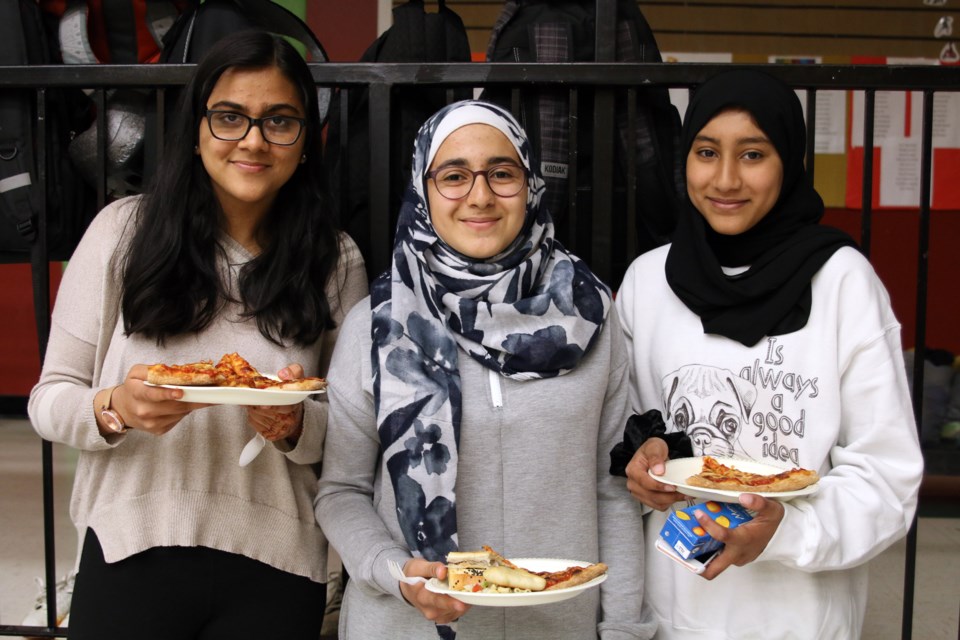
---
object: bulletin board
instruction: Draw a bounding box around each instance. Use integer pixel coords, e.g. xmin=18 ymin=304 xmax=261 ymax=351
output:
xmin=845 ymin=56 xmax=960 ymax=211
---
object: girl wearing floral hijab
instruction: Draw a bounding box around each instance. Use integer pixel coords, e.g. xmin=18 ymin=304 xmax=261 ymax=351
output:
xmin=317 ymin=100 xmax=655 ymax=639
xmin=616 ymin=70 xmax=922 ymax=638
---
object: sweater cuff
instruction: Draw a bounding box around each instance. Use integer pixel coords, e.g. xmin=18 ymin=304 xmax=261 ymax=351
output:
xmin=599 ymin=620 xmax=658 ymax=640
xmin=372 ymin=547 xmax=414 ymax=601
xmin=276 ymin=397 xmax=326 ymax=465
xmin=754 ymin=500 xmax=802 ymax=564
xmin=84 ymin=388 xmax=126 ymax=449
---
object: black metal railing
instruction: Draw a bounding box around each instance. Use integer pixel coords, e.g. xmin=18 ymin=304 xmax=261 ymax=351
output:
xmin=1 ymin=59 xmax=957 ymax=638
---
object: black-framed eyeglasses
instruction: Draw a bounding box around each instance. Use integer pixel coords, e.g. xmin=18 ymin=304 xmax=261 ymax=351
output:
xmin=426 ymin=164 xmax=528 ymax=200
xmin=204 ymin=109 xmax=305 ymax=146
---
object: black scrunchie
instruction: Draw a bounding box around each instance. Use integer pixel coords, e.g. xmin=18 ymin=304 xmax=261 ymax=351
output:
xmin=609 ymin=410 xmax=694 ymax=477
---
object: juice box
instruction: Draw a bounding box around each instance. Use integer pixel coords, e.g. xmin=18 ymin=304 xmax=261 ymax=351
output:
xmin=658 ymin=501 xmax=753 ymax=560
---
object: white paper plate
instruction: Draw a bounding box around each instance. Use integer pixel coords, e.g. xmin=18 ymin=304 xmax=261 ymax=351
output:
xmin=424 ymin=558 xmax=606 ymax=607
xmin=649 ymin=456 xmax=819 ymax=503
xmin=144 ymin=382 xmax=325 ymax=406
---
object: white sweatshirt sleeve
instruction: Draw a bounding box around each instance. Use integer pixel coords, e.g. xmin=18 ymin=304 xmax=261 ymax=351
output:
xmin=759 ymin=255 xmax=924 ymax=571
xmin=614 ymin=261 xmax=644 ymax=417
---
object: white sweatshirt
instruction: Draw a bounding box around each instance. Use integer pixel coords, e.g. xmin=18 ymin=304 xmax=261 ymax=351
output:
xmin=615 ymin=245 xmax=923 ymax=639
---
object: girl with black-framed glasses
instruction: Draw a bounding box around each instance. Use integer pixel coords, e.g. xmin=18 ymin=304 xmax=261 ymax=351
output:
xmin=28 ymin=30 xmax=367 ymax=639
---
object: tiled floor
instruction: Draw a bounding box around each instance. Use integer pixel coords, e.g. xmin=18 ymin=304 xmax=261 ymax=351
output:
xmin=1 ymin=416 xmax=958 ymax=638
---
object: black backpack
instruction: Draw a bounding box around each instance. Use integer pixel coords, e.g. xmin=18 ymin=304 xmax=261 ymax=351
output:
xmin=325 ymin=0 xmax=473 ymax=279
xmin=0 ymin=0 xmax=96 ymax=261
xmin=483 ymin=0 xmax=683 ymax=264
xmin=160 ymin=0 xmax=329 ymax=74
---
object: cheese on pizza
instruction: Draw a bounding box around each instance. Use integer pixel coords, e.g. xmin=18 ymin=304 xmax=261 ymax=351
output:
xmin=686 ymin=456 xmax=819 ymax=493
xmin=147 ymin=352 xmax=326 ymax=391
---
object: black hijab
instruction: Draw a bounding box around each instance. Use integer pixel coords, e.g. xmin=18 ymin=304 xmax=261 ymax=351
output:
xmin=664 ymin=69 xmax=857 ymax=346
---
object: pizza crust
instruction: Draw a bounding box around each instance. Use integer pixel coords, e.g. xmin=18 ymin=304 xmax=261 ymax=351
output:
xmin=686 ymin=456 xmax=819 ymax=493
xmin=686 ymin=473 xmax=817 ymax=493
xmin=146 ymin=363 xmax=221 ymax=386
xmin=542 ymin=562 xmax=609 ymax=591
xmin=273 ymin=377 xmax=327 ymax=391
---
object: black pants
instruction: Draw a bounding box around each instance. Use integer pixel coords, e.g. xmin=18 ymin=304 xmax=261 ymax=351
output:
xmin=69 ymin=529 xmax=326 ymax=640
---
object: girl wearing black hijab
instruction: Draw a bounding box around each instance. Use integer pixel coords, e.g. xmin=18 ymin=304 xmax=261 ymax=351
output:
xmin=615 ymin=70 xmax=922 ymax=638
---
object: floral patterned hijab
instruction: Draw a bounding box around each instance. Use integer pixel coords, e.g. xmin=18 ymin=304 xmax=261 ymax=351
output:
xmin=371 ymin=101 xmax=611 ymax=568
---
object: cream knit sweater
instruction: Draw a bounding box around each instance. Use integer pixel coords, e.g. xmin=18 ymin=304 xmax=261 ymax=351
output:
xmin=28 ymin=196 xmax=368 ymax=582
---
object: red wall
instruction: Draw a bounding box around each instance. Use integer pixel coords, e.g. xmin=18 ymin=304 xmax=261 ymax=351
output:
xmin=307 ymin=0 xmax=378 ymax=62
xmin=822 ymin=208 xmax=960 ymax=354
xmin=1 ymin=263 xmax=63 ymax=397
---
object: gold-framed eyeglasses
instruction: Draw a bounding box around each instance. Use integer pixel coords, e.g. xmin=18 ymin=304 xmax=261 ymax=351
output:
xmin=426 ymin=164 xmax=528 ymax=200
xmin=204 ymin=110 xmax=305 ymax=146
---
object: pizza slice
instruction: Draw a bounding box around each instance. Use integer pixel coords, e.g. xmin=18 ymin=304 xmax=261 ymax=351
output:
xmin=686 ymin=455 xmax=819 ymax=493
xmin=214 ymin=353 xmax=274 ymax=388
xmin=535 ymin=562 xmax=609 ymax=591
xmin=146 ymin=360 xmax=223 ymax=386
xmin=147 ymin=353 xmax=326 ymax=391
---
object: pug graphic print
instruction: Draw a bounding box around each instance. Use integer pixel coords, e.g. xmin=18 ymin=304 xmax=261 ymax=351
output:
xmin=661 ymin=336 xmax=815 ymax=468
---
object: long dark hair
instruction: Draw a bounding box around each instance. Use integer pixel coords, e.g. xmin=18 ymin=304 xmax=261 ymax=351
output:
xmin=121 ymin=30 xmax=339 ymax=346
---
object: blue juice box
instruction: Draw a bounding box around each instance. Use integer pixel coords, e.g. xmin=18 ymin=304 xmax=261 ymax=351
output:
xmin=658 ymin=501 xmax=754 ymax=560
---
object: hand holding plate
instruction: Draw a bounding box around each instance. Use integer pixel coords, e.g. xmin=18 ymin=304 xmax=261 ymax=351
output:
xmin=111 ymin=365 xmax=212 ymax=436
xmin=400 ymin=558 xmax=470 ymax=625
xmin=626 ymin=437 xmax=688 ymax=510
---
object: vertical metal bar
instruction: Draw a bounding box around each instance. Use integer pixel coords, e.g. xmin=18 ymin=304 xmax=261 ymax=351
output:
xmin=41 ymin=442 xmax=56 ymax=632
xmin=141 ymin=86 xmax=165 ymax=184
xmin=33 ymin=87 xmax=58 ymax=635
xmin=335 ymin=88 xmax=349 ymax=223
xmin=902 ymin=89 xmax=934 ymax=640
xmin=154 ymin=87 xmax=166 ymax=170
xmin=94 ymin=89 xmax=108 ymax=211
xmin=588 ymin=0 xmax=616 ymax=281
xmin=591 ymin=88 xmax=615 ymax=283
xmin=625 ymin=87 xmax=638 ymax=263
xmin=32 ymin=95 xmax=50 ymax=350
xmin=590 ymin=0 xmax=617 ymax=283
xmin=566 ymin=88 xmax=579 ymax=254
xmin=594 ymin=0 xmax=616 ymax=62
xmin=860 ymin=90 xmax=875 ymax=256
xmin=368 ymin=83 xmax=392 ymax=277
xmin=805 ymin=88 xmax=817 ymax=183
